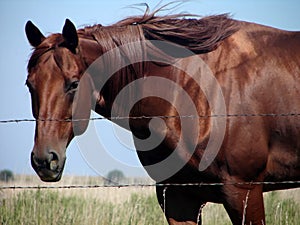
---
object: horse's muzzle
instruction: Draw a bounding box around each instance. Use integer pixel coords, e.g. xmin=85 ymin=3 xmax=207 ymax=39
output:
xmin=31 ymin=151 xmax=65 ymax=182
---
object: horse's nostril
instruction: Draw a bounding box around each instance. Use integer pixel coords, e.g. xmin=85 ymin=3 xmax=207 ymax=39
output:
xmin=48 ymin=151 xmax=59 ymax=171
xmin=31 ymin=152 xmax=43 ymax=166
xmin=50 ymin=160 xmax=58 ymax=171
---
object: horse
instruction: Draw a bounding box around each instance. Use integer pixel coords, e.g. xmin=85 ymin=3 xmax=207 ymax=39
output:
xmin=25 ymin=9 xmax=300 ymax=225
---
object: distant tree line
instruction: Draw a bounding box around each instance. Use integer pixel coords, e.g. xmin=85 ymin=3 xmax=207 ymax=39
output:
xmin=0 ymin=169 xmax=14 ymax=182
xmin=105 ymin=169 xmax=125 ymax=185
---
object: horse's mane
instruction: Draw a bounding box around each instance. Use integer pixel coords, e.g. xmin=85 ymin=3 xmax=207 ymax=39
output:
xmin=79 ymin=13 xmax=239 ymax=55
xmin=115 ymin=13 xmax=239 ymax=54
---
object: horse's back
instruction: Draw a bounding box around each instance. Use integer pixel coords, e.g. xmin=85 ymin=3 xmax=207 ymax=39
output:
xmin=209 ymin=22 xmax=300 ymax=188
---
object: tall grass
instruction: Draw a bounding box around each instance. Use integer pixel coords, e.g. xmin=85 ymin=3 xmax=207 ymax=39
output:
xmin=0 ymin=177 xmax=299 ymax=225
xmin=0 ymin=189 xmax=166 ymax=225
xmin=264 ymin=191 xmax=300 ymax=225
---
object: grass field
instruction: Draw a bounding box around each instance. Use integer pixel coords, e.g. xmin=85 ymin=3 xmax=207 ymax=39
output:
xmin=0 ymin=175 xmax=299 ymax=225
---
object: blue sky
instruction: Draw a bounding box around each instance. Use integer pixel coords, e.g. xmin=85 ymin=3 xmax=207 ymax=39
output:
xmin=0 ymin=0 xmax=299 ymax=179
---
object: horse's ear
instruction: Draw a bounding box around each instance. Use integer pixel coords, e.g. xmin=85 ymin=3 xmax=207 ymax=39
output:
xmin=25 ymin=21 xmax=45 ymax=47
xmin=62 ymin=19 xmax=78 ymax=53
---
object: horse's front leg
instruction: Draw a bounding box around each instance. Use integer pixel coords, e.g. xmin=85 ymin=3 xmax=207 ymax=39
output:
xmin=222 ymin=179 xmax=265 ymax=225
xmin=156 ymin=186 xmax=205 ymax=225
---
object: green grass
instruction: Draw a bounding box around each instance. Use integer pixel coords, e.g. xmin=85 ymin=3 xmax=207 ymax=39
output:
xmin=264 ymin=191 xmax=300 ymax=225
xmin=0 ymin=190 xmax=166 ymax=225
xmin=0 ymin=189 xmax=299 ymax=225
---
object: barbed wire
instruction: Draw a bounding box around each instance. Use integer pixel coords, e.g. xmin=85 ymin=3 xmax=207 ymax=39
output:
xmin=1 ymin=112 xmax=300 ymax=124
xmin=1 ymin=113 xmax=300 ymax=190
xmin=1 ymin=180 xmax=299 ymax=190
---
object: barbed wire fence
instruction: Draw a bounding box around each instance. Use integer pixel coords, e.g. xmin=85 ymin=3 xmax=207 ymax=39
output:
xmin=1 ymin=112 xmax=300 ymax=124
xmin=1 ymin=112 xmax=300 ymax=190
xmin=1 ymin=181 xmax=300 ymax=190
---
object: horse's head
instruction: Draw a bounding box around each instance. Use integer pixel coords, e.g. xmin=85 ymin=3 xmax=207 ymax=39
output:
xmin=25 ymin=20 xmax=92 ymax=181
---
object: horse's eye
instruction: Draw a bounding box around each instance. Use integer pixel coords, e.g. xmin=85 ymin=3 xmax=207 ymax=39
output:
xmin=68 ymin=81 xmax=79 ymax=91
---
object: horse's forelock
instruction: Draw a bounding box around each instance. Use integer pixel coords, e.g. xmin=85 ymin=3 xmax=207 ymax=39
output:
xmin=27 ymin=34 xmax=65 ymax=72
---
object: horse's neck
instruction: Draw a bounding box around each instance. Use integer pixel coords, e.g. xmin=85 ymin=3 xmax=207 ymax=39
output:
xmin=78 ymin=37 xmax=210 ymax=132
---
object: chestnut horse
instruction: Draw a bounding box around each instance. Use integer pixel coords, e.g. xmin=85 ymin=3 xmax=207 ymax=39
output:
xmin=25 ymin=11 xmax=300 ymax=225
